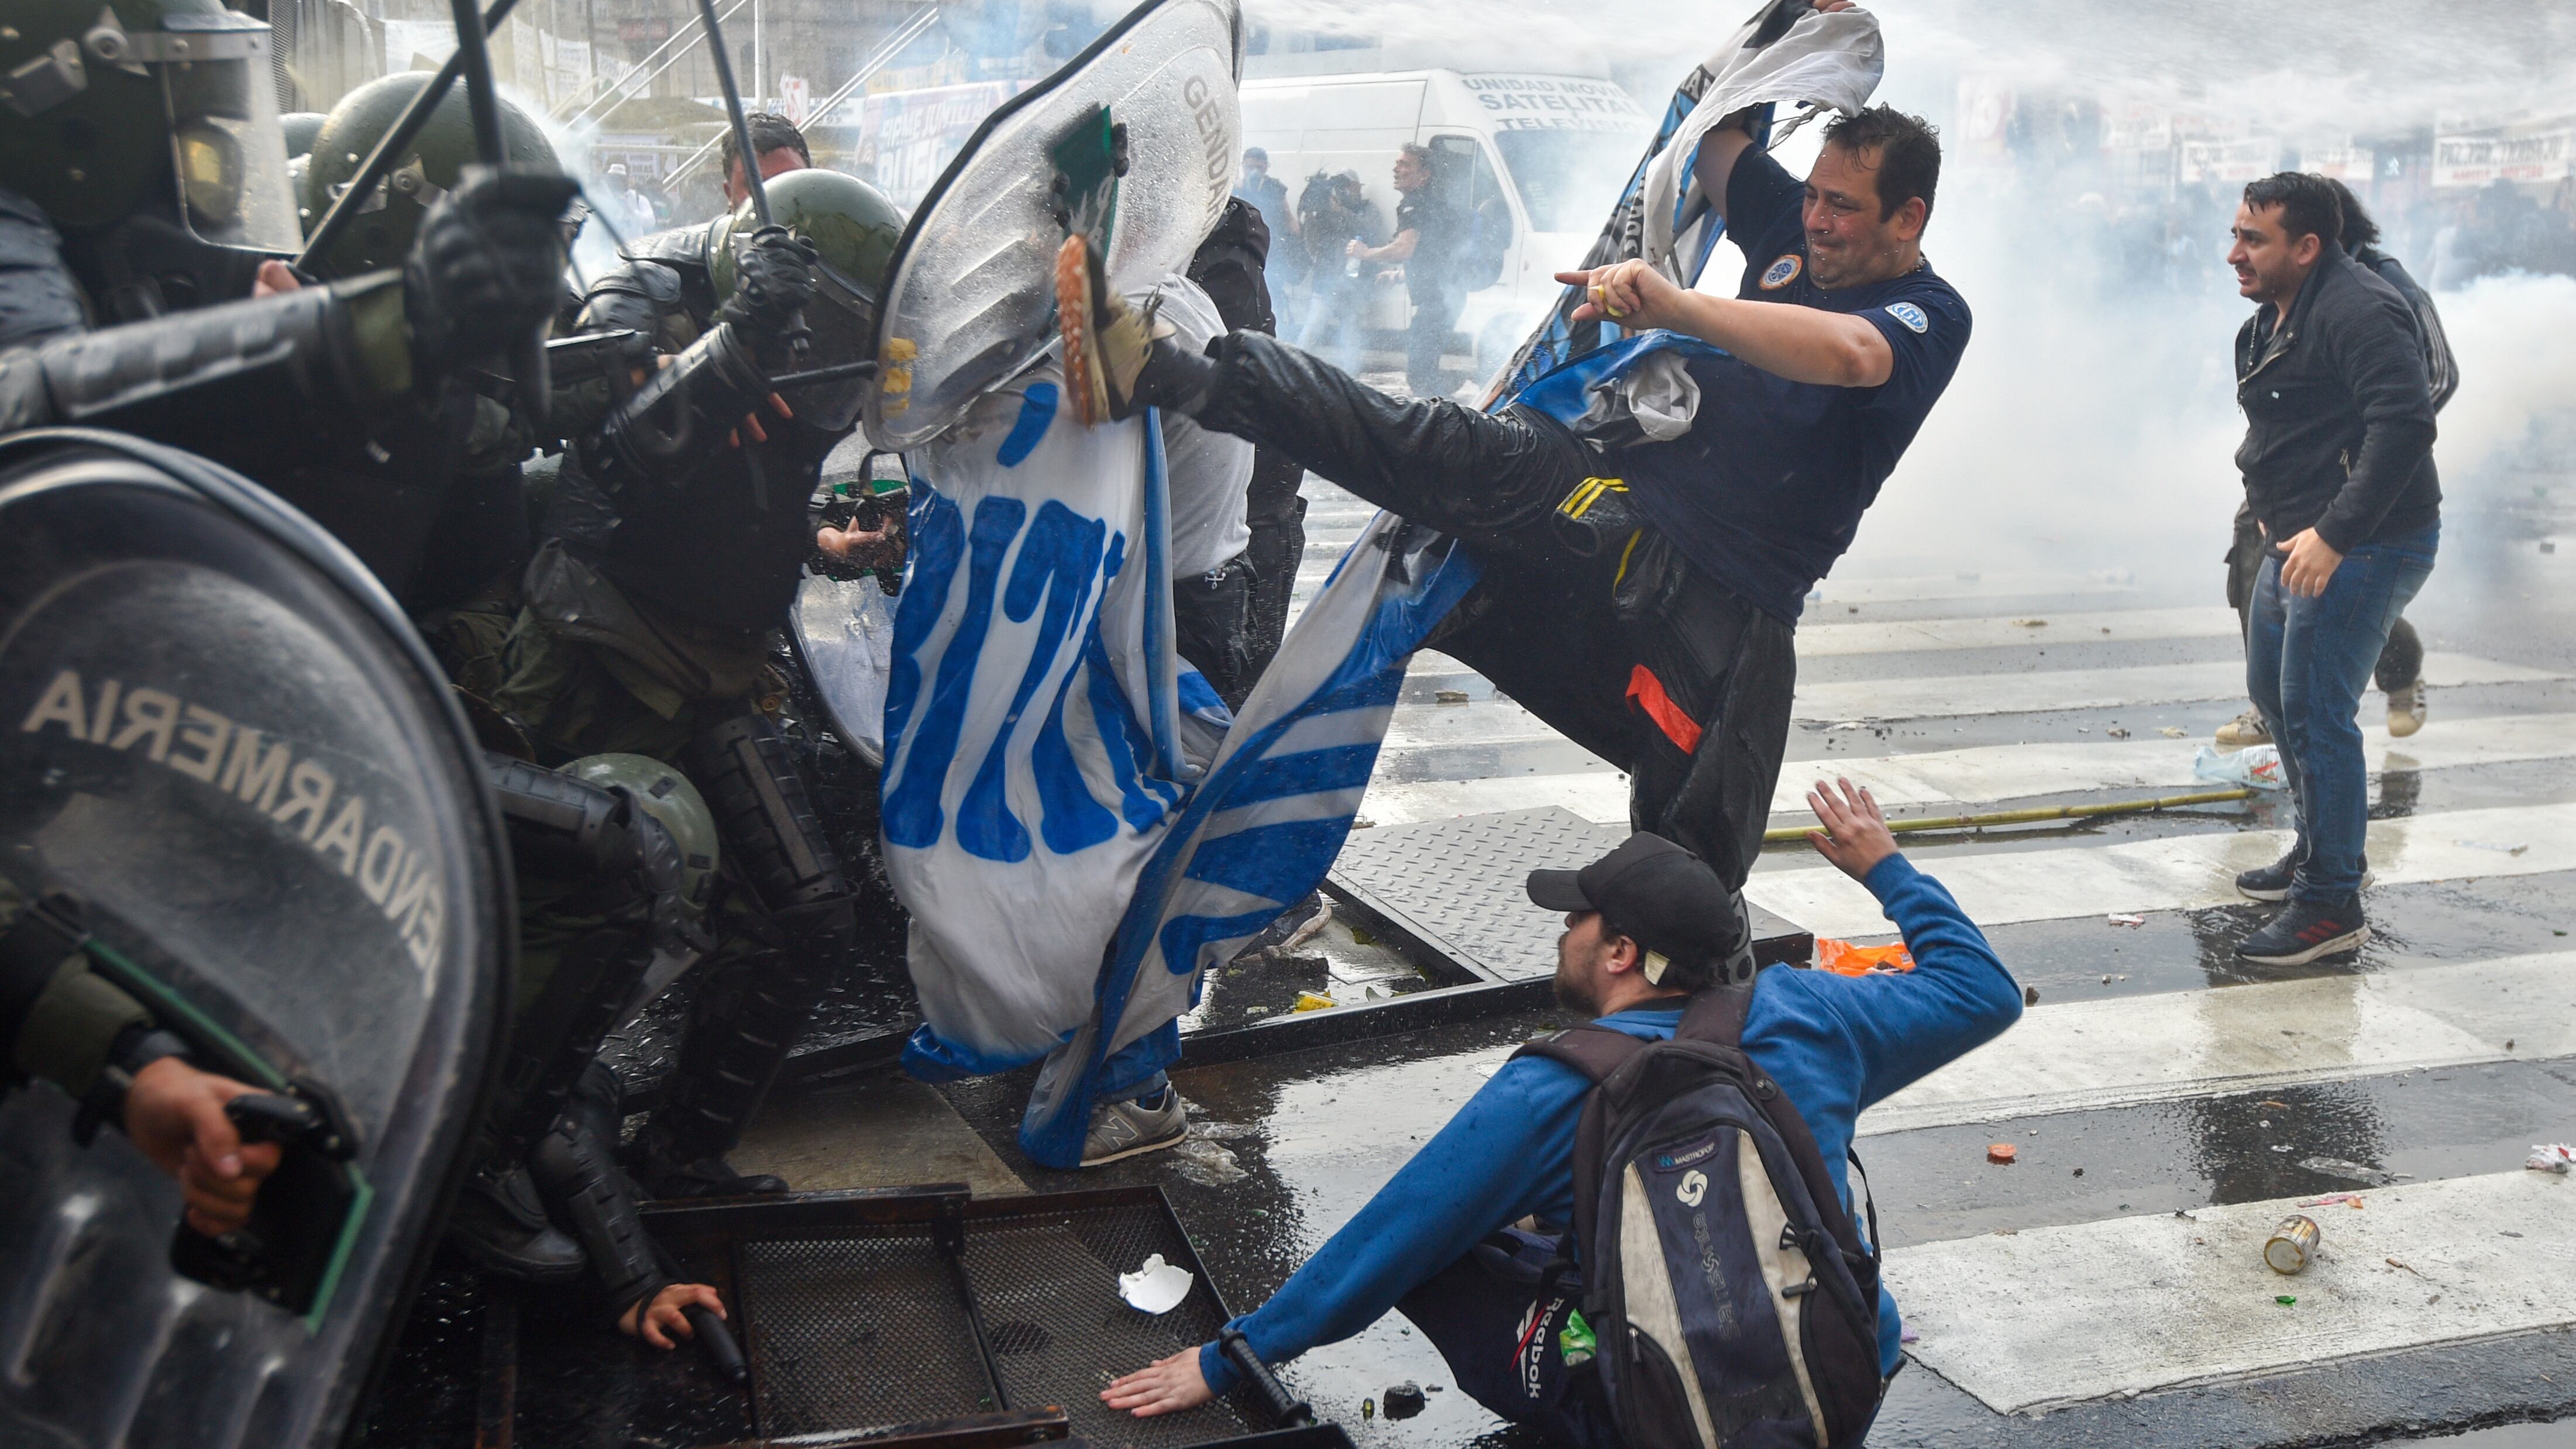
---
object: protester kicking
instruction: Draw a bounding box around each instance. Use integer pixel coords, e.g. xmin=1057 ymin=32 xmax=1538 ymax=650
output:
xmin=1055 ymin=51 xmax=1968 ymax=965
xmin=1100 ymin=779 xmax=2021 ymax=1445
xmin=2224 ymin=173 xmax=2440 ymax=966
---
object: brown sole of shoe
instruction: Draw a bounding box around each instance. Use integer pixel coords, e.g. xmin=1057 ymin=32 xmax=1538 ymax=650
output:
xmin=1055 ymin=233 xmax=1113 ymax=426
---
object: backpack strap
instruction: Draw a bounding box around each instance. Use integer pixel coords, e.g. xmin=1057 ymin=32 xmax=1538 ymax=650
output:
xmin=1512 ymin=1024 xmax=1651 ymax=1084
xmin=1847 ymin=1148 xmax=1883 ymax=1266
xmin=1511 ymin=1026 xmax=1653 ymax=1309
xmin=1674 ymin=983 xmax=1752 ymax=1047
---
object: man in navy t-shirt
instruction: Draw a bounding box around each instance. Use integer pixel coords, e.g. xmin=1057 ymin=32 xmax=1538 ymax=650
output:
xmin=1602 ymin=123 xmax=1971 ymax=625
xmin=1059 ymin=49 xmax=1968 ymax=920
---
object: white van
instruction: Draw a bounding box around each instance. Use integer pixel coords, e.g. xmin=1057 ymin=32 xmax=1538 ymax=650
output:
xmin=1240 ymin=68 xmax=1652 ymax=378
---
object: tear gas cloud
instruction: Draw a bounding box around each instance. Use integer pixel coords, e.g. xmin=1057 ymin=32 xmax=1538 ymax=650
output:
xmin=1240 ymin=0 xmax=2576 ymax=596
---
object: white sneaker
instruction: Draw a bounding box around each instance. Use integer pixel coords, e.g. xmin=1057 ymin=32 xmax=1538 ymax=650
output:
xmin=1081 ymin=1089 xmax=1189 ymax=1166
xmin=2214 ymin=708 xmax=2272 ymax=748
xmin=2386 ymin=681 xmax=2427 ymax=738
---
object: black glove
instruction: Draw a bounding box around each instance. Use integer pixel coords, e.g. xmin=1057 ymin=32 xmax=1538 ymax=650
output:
xmin=720 ymin=225 xmax=818 ymax=336
xmin=406 ymin=164 xmax=582 ymax=377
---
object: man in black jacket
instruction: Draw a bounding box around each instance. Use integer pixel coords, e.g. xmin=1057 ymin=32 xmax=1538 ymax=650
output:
xmin=2218 ymin=178 xmax=2454 ymax=748
xmin=2226 ymin=171 xmax=2440 ymax=966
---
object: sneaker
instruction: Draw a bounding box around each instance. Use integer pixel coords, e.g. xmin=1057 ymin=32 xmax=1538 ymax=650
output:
xmin=2236 ymin=899 xmax=2371 ymax=966
xmin=447 ymin=1165 xmax=587 ymax=1282
xmin=1081 ymin=1087 xmax=1189 ymax=1167
xmin=1055 ymin=233 xmax=1165 ymax=426
xmin=2386 ymin=680 xmax=2427 ymax=738
xmin=2237 ymin=851 xmax=2375 ymax=902
xmin=2214 ymin=708 xmax=2272 ymax=748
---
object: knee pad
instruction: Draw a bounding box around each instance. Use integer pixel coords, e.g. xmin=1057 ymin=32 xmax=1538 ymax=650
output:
xmin=682 ymin=714 xmax=850 ymax=925
xmin=482 ymin=754 xmax=707 ymax=1164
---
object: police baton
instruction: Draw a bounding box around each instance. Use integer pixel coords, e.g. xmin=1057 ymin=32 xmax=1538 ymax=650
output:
xmin=442 ymin=0 xmax=553 ymax=434
xmin=694 ymin=0 xmax=812 ymax=363
xmin=1218 ymin=1327 xmax=1313 ymax=1427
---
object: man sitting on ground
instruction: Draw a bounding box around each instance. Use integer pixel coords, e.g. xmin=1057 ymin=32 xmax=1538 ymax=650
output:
xmin=1100 ymin=779 xmax=2023 ymax=1443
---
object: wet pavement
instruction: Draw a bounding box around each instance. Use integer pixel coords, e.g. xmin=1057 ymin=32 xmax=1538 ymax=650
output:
xmin=907 ymin=455 xmax=2576 ymax=1448
xmin=494 ymin=415 xmax=2576 ymax=1447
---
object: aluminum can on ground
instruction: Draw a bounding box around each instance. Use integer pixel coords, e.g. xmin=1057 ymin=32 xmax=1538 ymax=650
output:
xmin=2264 ymin=1214 xmax=2321 ymax=1274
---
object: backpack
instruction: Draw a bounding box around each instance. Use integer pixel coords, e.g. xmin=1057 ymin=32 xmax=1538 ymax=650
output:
xmin=1512 ymin=987 xmax=1886 ymax=1448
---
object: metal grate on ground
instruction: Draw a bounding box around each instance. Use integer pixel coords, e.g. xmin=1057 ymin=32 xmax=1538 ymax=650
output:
xmin=419 ymin=1185 xmax=1287 ymax=1448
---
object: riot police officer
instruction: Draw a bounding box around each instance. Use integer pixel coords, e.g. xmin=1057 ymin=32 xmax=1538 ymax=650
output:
xmin=0 ymin=0 xmax=575 ymax=503
xmin=486 ymin=162 xmax=902 ymax=1199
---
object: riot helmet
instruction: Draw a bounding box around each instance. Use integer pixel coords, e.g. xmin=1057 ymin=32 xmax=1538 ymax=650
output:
xmin=297 ymin=70 xmax=559 ymax=278
xmin=279 ymin=109 xmax=325 ymax=159
xmin=560 ymin=753 xmax=718 ymax=920
xmin=0 ymin=0 xmax=302 ymax=253
xmin=709 ymin=167 xmax=903 ymax=432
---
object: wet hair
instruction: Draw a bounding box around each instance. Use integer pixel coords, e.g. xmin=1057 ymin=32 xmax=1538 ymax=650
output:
xmin=1821 ymin=104 xmax=1941 ymax=221
xmin=2243 ymin=171 xmax=2343 ymax=248
xmin=2323 ymin=176 xmax=2380 ymax=250
xmin=718 ymin=112 xmax=812 ymax=175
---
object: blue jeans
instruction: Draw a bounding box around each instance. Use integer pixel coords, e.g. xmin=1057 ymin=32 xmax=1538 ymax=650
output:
xmin=2245 ymin=524 xmax=2437 ymax=904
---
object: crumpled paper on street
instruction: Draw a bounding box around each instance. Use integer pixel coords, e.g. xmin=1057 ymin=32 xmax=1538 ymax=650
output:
xmin=1117 ymin=1254 xmax=1195 ymax=1313
xmin=2527 ymin=1144 xmax=2574 ymax=1173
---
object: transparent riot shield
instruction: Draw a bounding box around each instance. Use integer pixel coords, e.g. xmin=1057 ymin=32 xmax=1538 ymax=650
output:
xmin=790 ymin=572 xmax=898 ymax=767
xmin=864 ymin=0 xmax=1243 ymax=449
xmin=0 ymin=430 xmax=513 ymax=1449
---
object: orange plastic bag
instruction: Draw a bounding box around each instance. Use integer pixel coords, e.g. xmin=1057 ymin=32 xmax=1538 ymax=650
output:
xmin=1814 ymin=937 xmax=1916 ymax=976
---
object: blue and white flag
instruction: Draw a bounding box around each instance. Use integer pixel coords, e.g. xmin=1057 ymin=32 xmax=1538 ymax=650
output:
xmin=885 ymin=350 xmax=1478 ymax=1166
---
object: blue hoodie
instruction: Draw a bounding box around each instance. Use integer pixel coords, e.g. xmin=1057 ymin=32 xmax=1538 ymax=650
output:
xmin=1197 ymin=852 xmax=2021 ymax=1392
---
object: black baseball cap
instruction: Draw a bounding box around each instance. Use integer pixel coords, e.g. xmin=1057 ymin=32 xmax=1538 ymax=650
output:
xmin=1528 ymin=833 xmax=1739 ymax=985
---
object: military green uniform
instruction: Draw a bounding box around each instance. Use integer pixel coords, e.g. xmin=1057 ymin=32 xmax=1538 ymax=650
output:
xmin=2 ymin=884 xmax=149 ymax=1106
xmin=483 ymin=168 xmax=900 ymax=1199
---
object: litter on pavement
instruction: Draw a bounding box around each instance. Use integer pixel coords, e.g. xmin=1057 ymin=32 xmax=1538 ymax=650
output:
xmin=2527 ymin=1144 xmax=2574 ymax=1173
xmin=1815 ymin=937 xmax=1917 ymax=975
xmin=2193 ymin=743 xmax=2287 ymax=790
xmin=1116 ymin=1254 xmax=1195 ymax=1314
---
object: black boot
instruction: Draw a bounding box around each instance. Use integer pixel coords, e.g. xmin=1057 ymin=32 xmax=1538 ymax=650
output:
xmin=625 ymin=1119 xmax=788 ymax=1200
xmin=446 ymin=1164 xmax=586 ymax=1282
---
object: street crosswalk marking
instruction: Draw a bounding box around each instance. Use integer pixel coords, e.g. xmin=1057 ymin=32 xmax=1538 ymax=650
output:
xmin=1791 ymin=651 xmax=2560 ymax=723
xmin=1886 ymin=1169 xmax=2576 ymax=1416
xmin=1859 ymin=950 xmax=2576 ymax=1137
xmin=1356 ymin=711 xmax=2576 ymax=831
xmin=1743 ymin=801 xmax=2576 ymax=939
xmin=1793 ymin=604 xmax=2241 ymax=656
xmin=1764 ymin=710 xmax=2576 ymax=814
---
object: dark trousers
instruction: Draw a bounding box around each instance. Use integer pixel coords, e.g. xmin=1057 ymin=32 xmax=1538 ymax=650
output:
xmin=1395 ymin=1239 xmax=1618 ymax=1449
xmin=1196 ymin=331 xmax=1795 ymax=889
xmin=1174 ymin=550 xmax=1256 ymax=710
xmin=2227 ymin=503 xmax=2423 ymax=693
xmin=1242 ymin=450 xmax=1308 ymax=683
xmin=1405 ymin=283 xmax=1463 ymax=398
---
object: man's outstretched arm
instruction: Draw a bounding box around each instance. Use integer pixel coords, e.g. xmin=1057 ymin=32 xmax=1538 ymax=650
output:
xmin=1554 ymin=259 xmax=1894 ymax=387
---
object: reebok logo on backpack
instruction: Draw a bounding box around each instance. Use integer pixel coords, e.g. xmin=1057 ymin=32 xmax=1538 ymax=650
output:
xmin=1515 ymin=986 xmax=1887 ymax=1447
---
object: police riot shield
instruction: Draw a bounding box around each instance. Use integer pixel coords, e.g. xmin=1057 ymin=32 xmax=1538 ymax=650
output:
xmin=0 ymin=431 xmax=513 ymax=1449
xmin=863 ymin=0 xmax=1243 ymax=449
xmin=790 ymin=571 xmax=898 ymax=767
